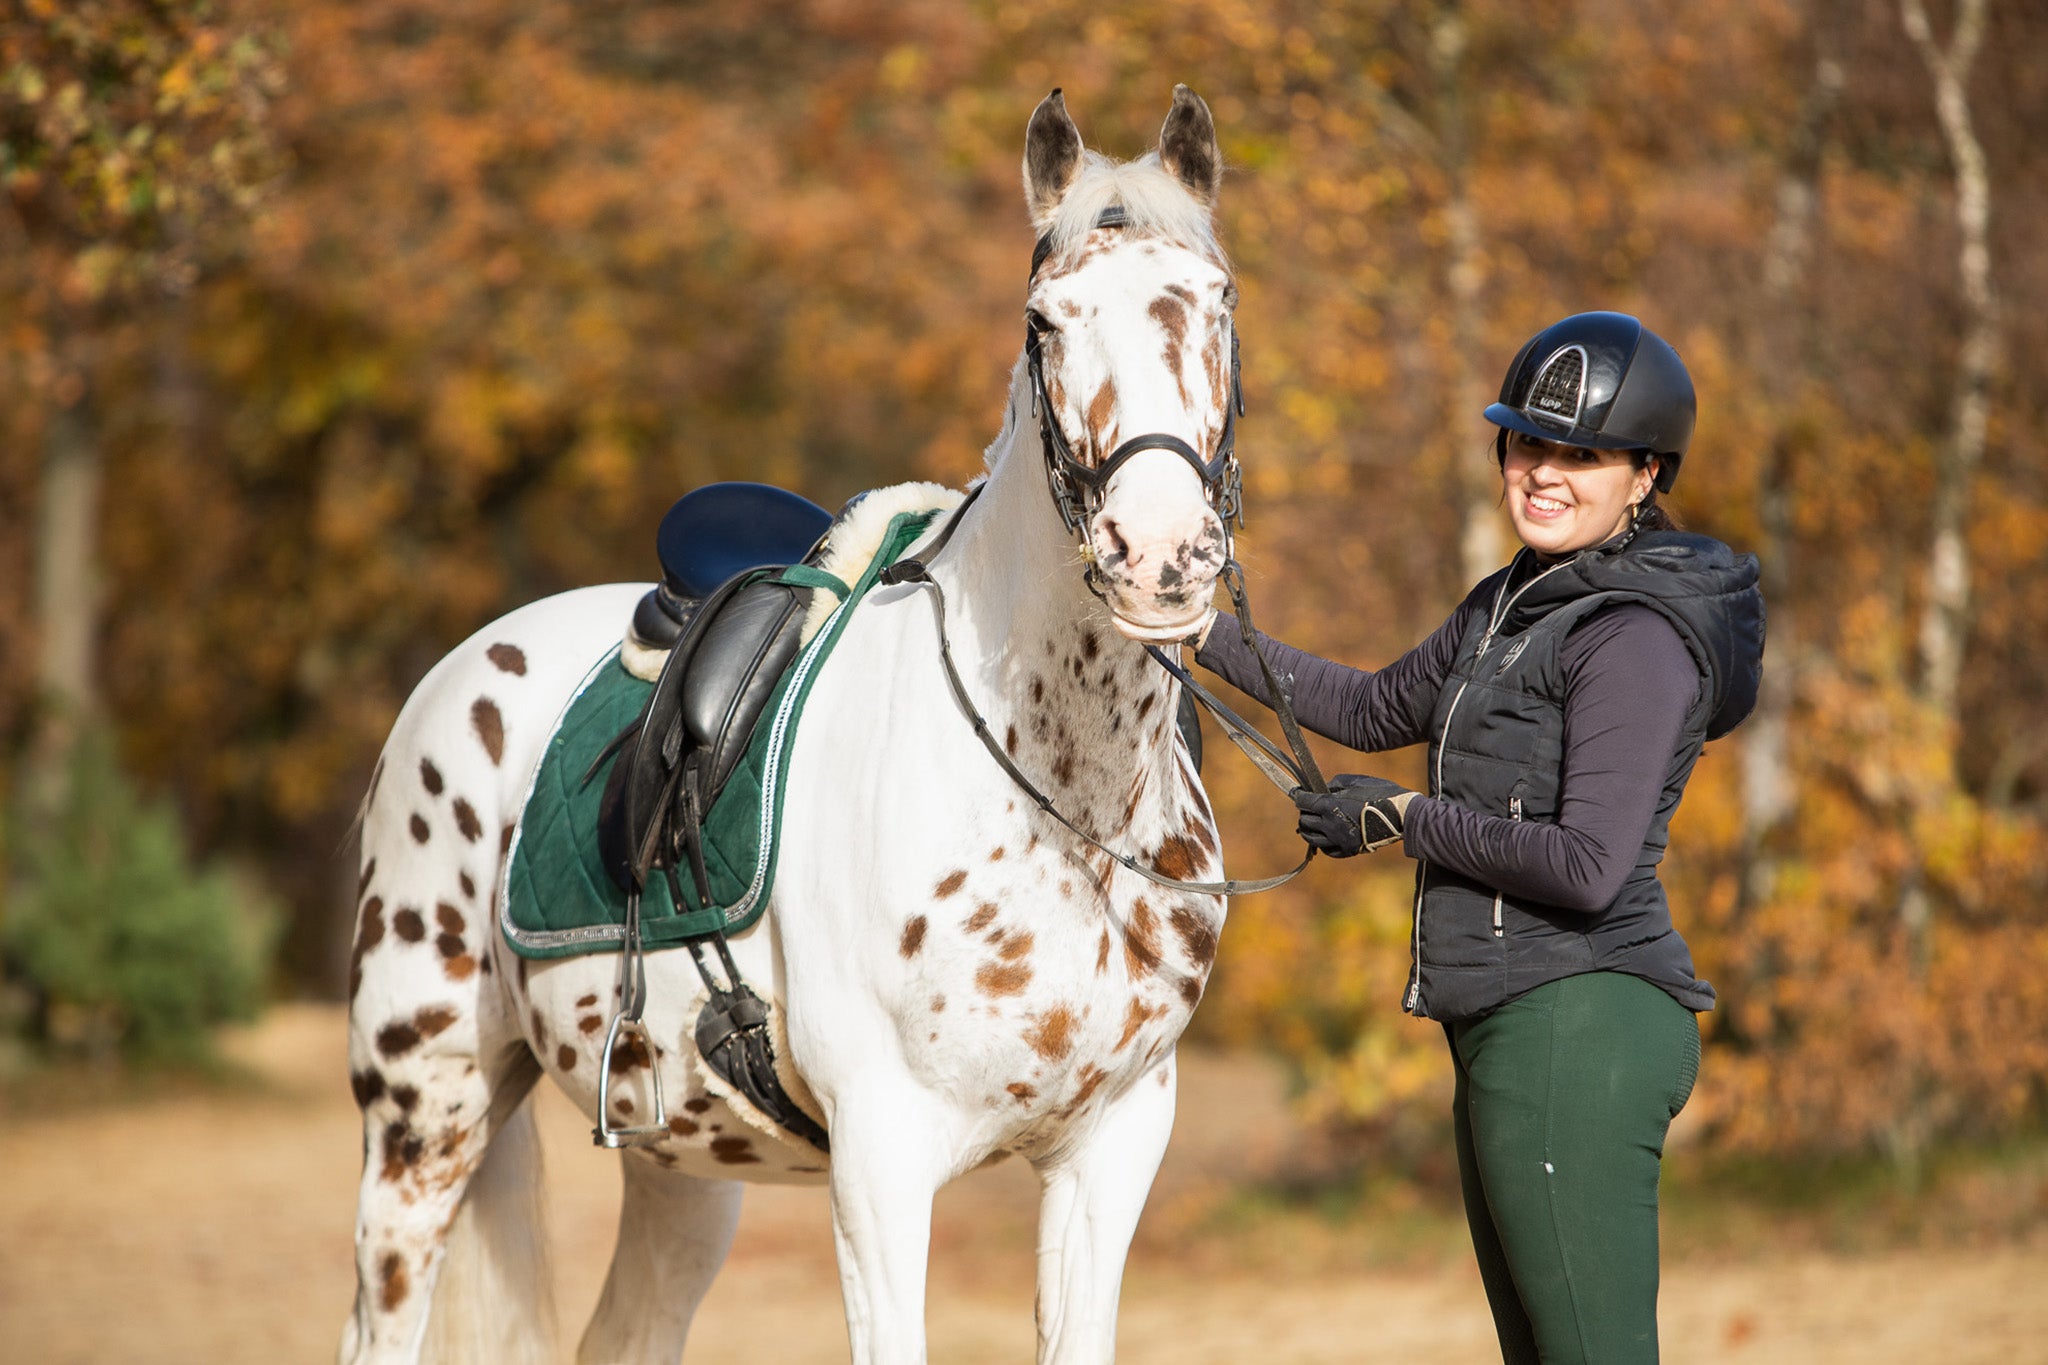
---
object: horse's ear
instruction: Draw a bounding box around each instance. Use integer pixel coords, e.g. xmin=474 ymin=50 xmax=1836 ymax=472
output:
xmin=1024 ymin=89 xmax=1083 ymax=231
xmin=1158 ymin=84 xmax=1221 ymax=208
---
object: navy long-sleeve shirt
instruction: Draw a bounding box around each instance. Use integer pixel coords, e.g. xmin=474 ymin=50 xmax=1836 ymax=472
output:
xmin=1196 ymin=594 xmax=1697 ymax=913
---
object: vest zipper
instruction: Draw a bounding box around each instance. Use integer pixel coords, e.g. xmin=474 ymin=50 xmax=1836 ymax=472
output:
xmin=1409 ymin=555 xmax=1570 ymax=1012
xmin=1492 ymin=796 xmax=1523 ymax=937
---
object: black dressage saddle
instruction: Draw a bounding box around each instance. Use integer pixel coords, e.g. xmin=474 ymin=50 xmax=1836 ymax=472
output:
xmin=595 ymin=482 xmax=837 ymax=907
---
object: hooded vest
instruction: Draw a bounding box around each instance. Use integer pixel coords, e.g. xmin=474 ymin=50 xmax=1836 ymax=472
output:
xmin=1405 ymin=531 xmax=1765 ymax=1021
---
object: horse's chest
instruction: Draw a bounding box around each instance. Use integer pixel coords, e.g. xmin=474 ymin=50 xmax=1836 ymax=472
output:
xmin=895 ymin=856 xmax=1215 ymax=1128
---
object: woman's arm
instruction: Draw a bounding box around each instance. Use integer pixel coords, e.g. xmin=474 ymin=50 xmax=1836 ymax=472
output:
xmin=1400 ymin=605 xmax=1697 ymax=912
xmin=1195 ymin=586 xmax=1487 ymax=753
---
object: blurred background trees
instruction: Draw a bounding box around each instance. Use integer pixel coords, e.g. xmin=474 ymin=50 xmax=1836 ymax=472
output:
xmin=2 ymin=0 xmax=2042 ymax=1164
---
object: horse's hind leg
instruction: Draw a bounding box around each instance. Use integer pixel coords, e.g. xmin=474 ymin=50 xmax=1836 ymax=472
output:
xmin=575 ymin=1158 xmax=743 ymax=1365
xmin=1031 ymin=1055 xmax=1178 ymax=1364
xmin=340 ymin=999 xmax=542 ymax=1363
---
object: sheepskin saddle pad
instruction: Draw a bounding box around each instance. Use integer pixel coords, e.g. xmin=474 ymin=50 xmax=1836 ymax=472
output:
xmin=499 ymin=481 xmax=963 ymax=960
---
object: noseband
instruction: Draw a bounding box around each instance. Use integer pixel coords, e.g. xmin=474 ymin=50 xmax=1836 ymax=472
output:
xmin=1025 ymin=207 xmax=1246 ymax=534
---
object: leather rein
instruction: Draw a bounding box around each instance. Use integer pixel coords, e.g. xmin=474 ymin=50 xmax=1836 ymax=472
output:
xmin=877 ymin=208 xmax=1328 ymax=899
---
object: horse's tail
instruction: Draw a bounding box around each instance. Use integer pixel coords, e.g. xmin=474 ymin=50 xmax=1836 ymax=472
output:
xmin=422 ymin=1097 xmax=556 ymax=1365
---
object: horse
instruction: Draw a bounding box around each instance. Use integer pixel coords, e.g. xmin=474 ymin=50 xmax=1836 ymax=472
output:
xmin=340 ymin=85 xmax=1243 ymax=1364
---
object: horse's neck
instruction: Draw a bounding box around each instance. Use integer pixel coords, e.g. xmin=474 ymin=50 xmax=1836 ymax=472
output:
xmin=932 ymin=391 xmax=1186 ymax=827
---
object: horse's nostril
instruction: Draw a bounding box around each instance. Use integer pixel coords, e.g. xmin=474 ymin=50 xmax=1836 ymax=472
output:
xmin=1095 ymin=516 xmax=1134 ymax=568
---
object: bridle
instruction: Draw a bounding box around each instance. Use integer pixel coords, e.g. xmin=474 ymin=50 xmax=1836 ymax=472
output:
xmin=1023 ymin=206 xmax=1246 ymax=534
xmin=880 ymin=203 xmax=1329 ymax=900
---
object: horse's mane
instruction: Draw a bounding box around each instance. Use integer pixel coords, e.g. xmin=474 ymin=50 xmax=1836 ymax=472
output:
xmin=1041 ymin=150 xmax=1225 ymax=270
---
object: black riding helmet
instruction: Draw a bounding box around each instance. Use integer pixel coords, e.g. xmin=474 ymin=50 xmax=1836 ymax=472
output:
xmin=1485 ymin=311 xmax=1694 ymax=493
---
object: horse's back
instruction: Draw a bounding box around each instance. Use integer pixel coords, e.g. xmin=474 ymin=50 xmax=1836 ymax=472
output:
xmin=379 ymin=583 xmax=646 ymax=807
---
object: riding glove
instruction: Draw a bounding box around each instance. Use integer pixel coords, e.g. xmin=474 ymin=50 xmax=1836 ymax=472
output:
xmin=1291 ymin=774 xmax=1417 ymax=857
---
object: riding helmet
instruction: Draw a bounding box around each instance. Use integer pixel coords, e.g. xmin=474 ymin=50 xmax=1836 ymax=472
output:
xmin=1484 ymin=312 xmax=1694 ymax=492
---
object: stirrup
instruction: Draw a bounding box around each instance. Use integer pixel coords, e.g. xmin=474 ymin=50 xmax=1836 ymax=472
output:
xmin=593 ymin=888 xmax=669 ymax=1147
xmin=593 ymin=1012 xmax=670 ymax=1148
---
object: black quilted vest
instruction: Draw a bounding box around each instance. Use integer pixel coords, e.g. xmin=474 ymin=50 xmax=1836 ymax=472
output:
xmin=1404 ymin=531 xmax=1764 ymax=1021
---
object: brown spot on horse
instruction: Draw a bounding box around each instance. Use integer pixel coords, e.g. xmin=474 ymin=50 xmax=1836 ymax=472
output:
xmin=472 ymin=698 xmax=506 ymax=764
xmin=436 ymin=903 xmax=465 ymax=935
xmin=378 ymin=1252 xmax=410 ymax=1311
xmin=409 ymin=814 xmax=430 ymax=844
xmin=557 ymin=1044 xmax=577 ymax=1071
xmin=1007 ymin=1082 xmax=1038 ymax=1103
xmin=1150 ymin=835 xmax=1202 ymax=881
xmin=393 ymin=908 xmax=426 ymax=943
xmin=976 ymin=960 xmax=1033 ymax=997
xmin=1123 ymin=898 xmax=1163 ymax=977
xmin=998 ymin=930 xmax=1035 ymax=962
xmin=1062 ymin=1063 xmax=1109 ymax=1118
xmin=668 ymin=1116 xmax=699 ymax=1137
xmin=1024 ymin=1005 xmax=1078 ymax=1061
xmin=452 ymin=798 xmax=483 ymax=842
xmin=419 ymin=759 xmax=444 ymax=796
xmin=350 ymin=1069 xmax=386 ymax=1108
xmin=900 ymin=915 xmax=928 ymax=957
xmin=1116 ymin=997 xmax=1163 ymax=1051
xmin=458 ymin=871 xmax=475 ymax=900
xmin=487 ymin=643 xmax=528 ymax=675
xmin=358 ymin=858 xmax=378 ymax=898
xmin=966 ymin=903 xmax=998 ymax=933
xmin=608 ymin=1033 xmax=652 ymax=1075
xmin=1086 ymin=379 xmax=1118 ymax=449
xmin=934 ymin=870 xmax=968 ymax=899
xmin=710 ymin=1136 xmax=760 ymax=1165
xmin=1169 ymin=902 xmax=1219 ymax=969
xmin=683 ymin=1097 xmax=712 ymax=1114
xmin=380 ymin=1119 xmax=425 ymax=1182
xmin=576 ymin=993 xmax=599 ymax=1009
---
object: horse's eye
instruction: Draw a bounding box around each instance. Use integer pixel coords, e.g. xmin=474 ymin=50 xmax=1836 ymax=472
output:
xmin=1025 ymin=309 xmax=1055 ymax=336
xmin=1222 ymin=283 xmax=1239 ymax=312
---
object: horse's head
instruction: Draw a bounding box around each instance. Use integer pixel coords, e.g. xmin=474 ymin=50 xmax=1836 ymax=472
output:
xmin=1020 ymin=86 xmax=1238 ymax=644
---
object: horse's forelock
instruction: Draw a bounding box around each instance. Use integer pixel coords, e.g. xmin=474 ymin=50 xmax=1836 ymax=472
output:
xmin=1043 ymin=151 xmax=1225 ymax=273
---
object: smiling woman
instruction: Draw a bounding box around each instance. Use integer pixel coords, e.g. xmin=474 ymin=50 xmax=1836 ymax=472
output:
xmin=1193 ymin=310 xmax=1765 ymax=1362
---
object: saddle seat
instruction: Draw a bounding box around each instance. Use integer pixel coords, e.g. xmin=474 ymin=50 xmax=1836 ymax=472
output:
xmin=627 ymin=481 xmax=837 ymax=659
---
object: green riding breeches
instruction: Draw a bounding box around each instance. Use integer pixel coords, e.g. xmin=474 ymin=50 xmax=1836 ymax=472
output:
xmin=1445 ymin=971 xmax=1702 ymax=1364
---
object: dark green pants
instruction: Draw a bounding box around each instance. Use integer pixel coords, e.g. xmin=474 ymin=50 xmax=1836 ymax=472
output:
xmin=1445 ymin=971 xmax=1701 ymax=1364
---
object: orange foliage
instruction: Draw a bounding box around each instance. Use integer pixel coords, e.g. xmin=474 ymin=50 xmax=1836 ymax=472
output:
xmin=3 ymin=0 xmax=2046 ymax=1160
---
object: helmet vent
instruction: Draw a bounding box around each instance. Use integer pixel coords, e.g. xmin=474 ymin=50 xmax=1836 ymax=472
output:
xmin=1526 ymin=346 xmax=1587 ymax=426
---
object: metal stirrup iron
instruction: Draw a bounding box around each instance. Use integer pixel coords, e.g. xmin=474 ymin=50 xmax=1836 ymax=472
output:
xmin=594 ymin=889 xmax=672 ymax=1147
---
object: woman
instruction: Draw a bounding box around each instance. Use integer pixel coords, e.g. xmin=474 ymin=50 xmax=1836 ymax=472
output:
xmin=1196 ymin=311 xmax=1764 ymax=1363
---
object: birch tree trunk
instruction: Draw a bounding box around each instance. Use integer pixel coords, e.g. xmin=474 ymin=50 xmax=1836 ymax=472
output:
xmin=1741 ymin=4 xmax=1846 ymax=915
xmin=1901 ymin=0 xmax=1998 ymax=727
xmin=1431 ymin=2 xmax=1505 ymax=587
xmin=1890 ymin=0 xmax=1999 ymax=1181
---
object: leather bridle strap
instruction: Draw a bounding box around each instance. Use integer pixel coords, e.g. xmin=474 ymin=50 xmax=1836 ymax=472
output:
xmin=878 ymin=550 xmax=1313 ymax=898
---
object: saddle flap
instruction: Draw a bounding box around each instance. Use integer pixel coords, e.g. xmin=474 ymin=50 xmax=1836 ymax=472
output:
xmin=679 ymin=578 xmax=812 ymax=796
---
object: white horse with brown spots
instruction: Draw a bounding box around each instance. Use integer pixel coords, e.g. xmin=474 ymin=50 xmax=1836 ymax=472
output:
xmin=341 ymin=86 xmax=1240 ymax=1364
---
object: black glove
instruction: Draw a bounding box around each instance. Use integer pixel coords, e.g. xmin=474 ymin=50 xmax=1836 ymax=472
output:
xmin=1290 ymin=774 xmax=1418 ymax=858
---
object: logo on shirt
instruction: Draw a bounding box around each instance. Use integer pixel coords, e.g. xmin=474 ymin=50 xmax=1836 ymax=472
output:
xmin=1494 ymin=637 xmax=1530 ymax=675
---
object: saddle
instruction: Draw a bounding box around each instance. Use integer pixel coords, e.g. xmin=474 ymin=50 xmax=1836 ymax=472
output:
xmin=589 ymin=480 xmax=842 ymax=1153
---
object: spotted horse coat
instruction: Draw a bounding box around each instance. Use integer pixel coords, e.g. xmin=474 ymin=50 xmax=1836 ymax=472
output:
xmin=342 ymin=84 xmax=1241 ymax=1365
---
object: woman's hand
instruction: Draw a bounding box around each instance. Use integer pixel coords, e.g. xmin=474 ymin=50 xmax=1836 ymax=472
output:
xmin=1290 ymin=774 xmax=1417 ymax=857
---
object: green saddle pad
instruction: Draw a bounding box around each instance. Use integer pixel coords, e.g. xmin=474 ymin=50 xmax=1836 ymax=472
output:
xmin=499 ymin=508 xmax=939 ymax=960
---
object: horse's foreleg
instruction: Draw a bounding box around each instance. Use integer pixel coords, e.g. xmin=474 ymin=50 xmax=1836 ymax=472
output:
xmin=1031 ymin=1054 xmax=1178 ymax=1365
xmin=826 ymin=1086 xmax=949 ymax=1365
xmin=576 ymin=1158 xmax=744 ymax=1365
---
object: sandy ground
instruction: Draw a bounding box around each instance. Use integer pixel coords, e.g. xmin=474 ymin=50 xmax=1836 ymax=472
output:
xmin=2 ymin=1003 xmax=2044 ymax=1363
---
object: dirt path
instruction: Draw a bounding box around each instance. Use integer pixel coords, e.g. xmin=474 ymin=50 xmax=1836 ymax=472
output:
xmin=2 ymin=1005 xmax=2042 ymax=1363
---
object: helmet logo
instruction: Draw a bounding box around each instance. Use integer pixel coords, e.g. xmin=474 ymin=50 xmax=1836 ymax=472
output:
xmin=1524 ymin=345 xmax=1588 ymax=429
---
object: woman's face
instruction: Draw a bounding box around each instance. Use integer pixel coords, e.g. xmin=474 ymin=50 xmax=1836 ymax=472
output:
xmin=1500 ymin=430 xmax=1656 ymax=559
